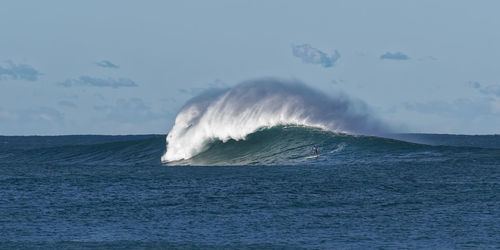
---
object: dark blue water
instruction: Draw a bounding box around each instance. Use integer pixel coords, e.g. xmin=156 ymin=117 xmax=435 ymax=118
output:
xmin=1 ymin=131 xmax=499 ymax=249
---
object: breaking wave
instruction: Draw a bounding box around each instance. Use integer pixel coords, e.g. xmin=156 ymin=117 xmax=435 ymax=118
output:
xmin=162 ymin=79 xmax=387 ymax=162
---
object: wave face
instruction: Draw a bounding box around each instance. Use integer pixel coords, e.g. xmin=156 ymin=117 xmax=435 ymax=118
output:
xmin=162 ymin=79 xmax=386 ymax=162
xmin=165 ymin=126 xmax=500 ymax=166
xmin=170 ymin=126 xmax=398 ymax=166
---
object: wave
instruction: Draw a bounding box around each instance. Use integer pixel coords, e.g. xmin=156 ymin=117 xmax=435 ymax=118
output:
xmin=165 ymin=126 xmax=470 ymax=166
xmin=162 ymin=79 xmax=387 ymax=162
xmin=4 ymin=79 xmax=495 ymax=167
xmin=1 ymin=132 xmax=498 ymax=167
xmin=1 ymin=135 xmax=165 ymax=166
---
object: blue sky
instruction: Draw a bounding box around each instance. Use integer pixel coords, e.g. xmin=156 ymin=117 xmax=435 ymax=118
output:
xmin=1 ymin=0 xmax=499 ymax=135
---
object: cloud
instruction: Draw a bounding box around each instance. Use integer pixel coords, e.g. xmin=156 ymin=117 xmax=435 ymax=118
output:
xmin=380 ymin=52 xmax=410 ymax=60
xmin=0 ymin=106 xmax=64 ymax=123
xmin=0 ymin=107 xmax=65 ymax=135
xmin=468 ymin=81 xmax=481 ymax=89
xmin=94 ymin=98 xmax=162 ymax=122
xmin=330 ymin=79 xmax=346 ymax=85
xmin=469 ymin=81 xmax=500 ymax=97
xmin=0 ymin=61 xmax=41 ymax=81
xmin=24 ymin=107 xmax=64 ymax=123
xmin=96 ymin=60 xmax=119 ymax=69
xmin=0 ymin=107 xmax=18 ymax=121
xmin=58 ymin=76 xmax=137 ymax=88
xmin=479 ymin=85 xmax=500 ymax=97
xmin=292 ymin=44 xmax=340 ymax=68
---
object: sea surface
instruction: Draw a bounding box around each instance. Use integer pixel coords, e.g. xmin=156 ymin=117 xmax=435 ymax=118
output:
xmin=1 ymin=128 xmax=499 ymax=249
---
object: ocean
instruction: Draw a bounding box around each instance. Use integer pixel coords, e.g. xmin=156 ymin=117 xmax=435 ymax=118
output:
xmin=1 ymin=128 xmax=499 ymax=249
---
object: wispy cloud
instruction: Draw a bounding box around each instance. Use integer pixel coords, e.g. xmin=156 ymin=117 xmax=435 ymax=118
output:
xmin=94 ymin=98 xmax=162 ymax=122
xmin=292 ymin=44 xmax=340 ymax=68
xmin=24 ymin=107 xmax=65 ymax=123
xmin=58 ymin=76 xmax=137 ymax=88
xmin=480 ymin=85 xmax=500 ymax=97
xmin=0 ymin=107 xmax=65 ymax=135
xmin=380 ymin=52 xmax=410 ymax=60
xmin=96 ymin=60 xmax=119 ymax=69
xmin=330 ymin=79 xmax=346 ymax=85
xmin=469 ymin=81 xmax=500 ymax=97
xmin=0 ymin=107 xmax=18 ymax=121
xmin=0 ymin=106 xmax=64 ymax=123
xmin=0 ymin=61 xmax=41 ymax=81
xmin=468 ymin=81 xmax=481 ymax=89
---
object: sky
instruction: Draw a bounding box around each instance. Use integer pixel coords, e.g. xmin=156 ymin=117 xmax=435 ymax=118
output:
xmin=1 ymin=0 xmax=499 ymax=135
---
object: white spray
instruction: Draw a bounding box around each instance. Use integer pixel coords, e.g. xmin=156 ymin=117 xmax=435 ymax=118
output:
xmin=162 ymin=79 xmax=385 ymax=162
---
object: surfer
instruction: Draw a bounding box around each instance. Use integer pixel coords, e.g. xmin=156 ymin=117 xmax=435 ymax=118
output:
xmin=312 ymin=146 xmax=318 ymax=156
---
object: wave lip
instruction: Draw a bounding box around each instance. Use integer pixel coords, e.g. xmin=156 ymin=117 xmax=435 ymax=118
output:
xmin=162 ymin=79 xmax=386 ymax=162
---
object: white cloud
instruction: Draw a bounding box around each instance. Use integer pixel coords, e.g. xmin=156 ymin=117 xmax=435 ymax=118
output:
xmin=292 ymin=44 xmax=340 ymax=68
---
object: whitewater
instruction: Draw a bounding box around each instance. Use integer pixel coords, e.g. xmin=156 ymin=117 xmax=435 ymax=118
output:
xmin=162 ymin=79 xmax=386 ymax=162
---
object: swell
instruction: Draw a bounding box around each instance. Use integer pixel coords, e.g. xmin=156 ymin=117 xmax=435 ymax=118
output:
xmin=1 ymin=131 xmax=498 ymax=167
xmin=2 ymin=135 xmax=165 ymax=166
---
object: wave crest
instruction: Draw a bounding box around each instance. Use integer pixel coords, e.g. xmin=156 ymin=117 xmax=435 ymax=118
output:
xmin=162 ymin=79 xmax=386 ymax=162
